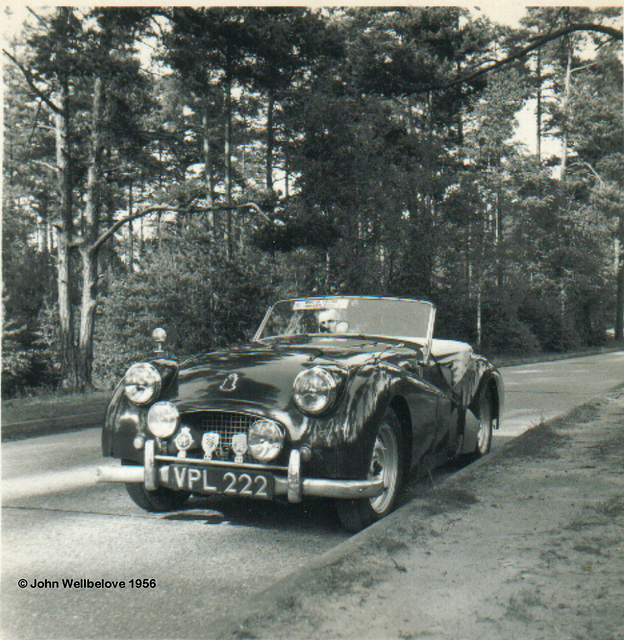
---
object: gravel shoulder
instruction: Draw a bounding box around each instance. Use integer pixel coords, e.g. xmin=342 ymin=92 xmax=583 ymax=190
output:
xmin=213 ymin=388 xmax=624 ymax=640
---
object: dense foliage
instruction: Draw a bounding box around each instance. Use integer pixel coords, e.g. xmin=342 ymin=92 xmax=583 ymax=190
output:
xmin=2 ymin=6 xmax=623 ymax=396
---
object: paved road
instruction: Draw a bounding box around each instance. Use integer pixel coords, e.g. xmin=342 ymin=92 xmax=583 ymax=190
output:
xmin=2 ymin=351 xmax=623 ymax=639
xmin=497 ymin=350 xmax=624 ymax=439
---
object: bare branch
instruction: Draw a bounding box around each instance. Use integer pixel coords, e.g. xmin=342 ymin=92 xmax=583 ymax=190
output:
xmin=25 ymin=6 xmax=50 ymax=27
xmin=32 ymin=159 xmax=58 ymax=173
xmin=569 ymin=161 xmax=606 ymax=189
xmin=435 ymin=23 xmax=623 ymax=93
xmin=91 ymin=204 xmax=173 ymax=253
xmin=90 ymin=200 xmax=275 ymax=254
xmin=188 ymin=202 xmax=275 ymax=226
xmin=2 ymin=49 xmax=63 ymax=115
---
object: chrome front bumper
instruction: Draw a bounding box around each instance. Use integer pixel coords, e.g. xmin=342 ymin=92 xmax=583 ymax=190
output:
xmin=96 ymin=440 xmax=384 ymax=503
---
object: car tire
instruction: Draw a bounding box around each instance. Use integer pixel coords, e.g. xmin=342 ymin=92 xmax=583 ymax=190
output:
xmin=471 ymin=390 xmax=493 ymax=459
xmin=336 ymin=409 xmax=405 ymax=533
xmin=122 ymin=461 xmax=190 ymax=512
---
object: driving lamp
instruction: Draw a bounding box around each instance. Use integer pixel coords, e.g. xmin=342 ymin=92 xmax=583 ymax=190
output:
xmin=293 ymin=367 xmax=338 ymax=415
xmin=248 ymin=420 xmax=284 ymax=462
xmin=147 ymin=401 xmax=179 ymax=438
xmin=124 ymin=363 xmax=162 ymax=405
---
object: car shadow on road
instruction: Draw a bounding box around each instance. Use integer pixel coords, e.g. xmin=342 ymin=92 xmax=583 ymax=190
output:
xmin=161 ymin=495 xmax=348 ymax=535
xmin=159 ymin=448 xmax=504 ymax=533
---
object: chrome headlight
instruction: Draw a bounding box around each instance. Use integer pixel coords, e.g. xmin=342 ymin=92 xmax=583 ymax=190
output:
xmin=293 ymin=367 xmax=338 ymax=415
xmin=248 ymin=419 xmax=284 ymax=462
xmin=124 ymin=363 xmax=162 ymax=405
xmin=147 ymin=401 xmax=179 ymax=438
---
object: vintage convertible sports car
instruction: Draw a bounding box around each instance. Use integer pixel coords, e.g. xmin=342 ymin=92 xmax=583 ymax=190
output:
xmin=97 ymin=297 xmax=503 ymax=531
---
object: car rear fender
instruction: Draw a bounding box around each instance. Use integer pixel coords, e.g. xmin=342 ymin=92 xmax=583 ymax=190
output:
xmin=468 ymin=366 xmax=503 ymax=428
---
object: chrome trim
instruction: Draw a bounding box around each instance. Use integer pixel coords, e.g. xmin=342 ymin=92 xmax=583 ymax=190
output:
xmin=180 ymin=408 xmax=274 ymax=419
xmin=299 ymin=477 xmax=385 ymax=499
xmin=97 ymin=448 xmax=386 ymax=501
xmin=287 ymin=449 xmax=302 ymax=503
xmin=154 ymin=454 xmax=287 ymax=473
xmin=423 ymin=305 xmax=436 ymax=366
xmin=253 ymin=302 xmax=275 ymax=342
xmin=95 ymin=463 xmax=169 ymax=485
xmin=97 ymin=465 xmax=144 ymax=483
xmin=144 ymin=439 xmax=158 ymax=490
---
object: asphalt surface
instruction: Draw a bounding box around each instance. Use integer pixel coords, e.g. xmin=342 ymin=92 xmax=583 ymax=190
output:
xmin=2 ymin=350 xmax=624 ymax=639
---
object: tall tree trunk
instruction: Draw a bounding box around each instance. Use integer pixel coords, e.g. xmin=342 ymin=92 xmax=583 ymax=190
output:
xmin=560 ymin=30 xmax=572 ymax=183
xmin=495 ymin=169 xmax=504 ymax=291
xmin=536 ymin=48 xmax=542 ymax=165
xmin=266 ymin=87 xmax=274 ymax=194
xmin=128 ymin=179 xmax=134 ymax=272
xmin=616 ymin=218 xmax=624 ymax=340
xmin=476 ymin=286 xmax=482 ymax=350
xmin=284 ymin=141 xmax=290 ymax=199
xmin=55 ymin=76 xmax=77 ymax=388
xmin=77 ymin=75 xmax=104 ymax=390
xmin=77 ymin=246 xmax=98 ymax=389
xmin=224 ymin=66 xmax=233 ymax=259
xmin=202 ymin=98 xmax=215 ymax=232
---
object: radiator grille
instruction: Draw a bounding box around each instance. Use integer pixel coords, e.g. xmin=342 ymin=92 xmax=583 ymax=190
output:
xmin=182 ymin=411 xmax=264 ymax=463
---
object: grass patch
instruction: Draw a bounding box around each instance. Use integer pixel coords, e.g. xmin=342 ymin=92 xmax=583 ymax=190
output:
xmin=505 ymin=589 xmax=544 ymax=622
xmin=508 ymin=423 xmax=571 ymax=459
xmin=596 ymin=496 xmax=624 ymax=518
xmin=420 ymin=486 xmax=479 ymax=515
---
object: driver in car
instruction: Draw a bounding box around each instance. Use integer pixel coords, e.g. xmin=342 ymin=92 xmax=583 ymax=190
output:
xmin=318 ymin=308 xmax=338 ymax=333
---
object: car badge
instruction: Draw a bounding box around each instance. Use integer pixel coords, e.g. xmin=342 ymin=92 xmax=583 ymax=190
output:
xmin=174 ymin=427 xmax=193 ymax=459
xmin=202 ymin=432 xmax=220 ymax=460
xmin=231 ymin=433 xmax=248 ymax=464
xmin=220 ymin=373 xmax=239 ymax=392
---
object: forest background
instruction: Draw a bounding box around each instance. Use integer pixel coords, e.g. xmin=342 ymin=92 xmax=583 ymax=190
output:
xmin=2 ymin=5 xmax=623 ymax=398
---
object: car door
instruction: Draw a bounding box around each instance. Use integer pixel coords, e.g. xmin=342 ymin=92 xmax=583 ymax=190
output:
xmin=422 ymin=355 xmax=462 ymax=456
xmin=395 ymin=351 xmax=452 ymax=468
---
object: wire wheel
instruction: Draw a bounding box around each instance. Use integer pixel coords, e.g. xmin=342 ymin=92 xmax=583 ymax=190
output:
xmin=369 ymin=422 xmax=400 ymax=515
xmin=336 ymin=409 xmax=405 ymax=532
xmin=475 ymin=394 xmax=493 ymax=457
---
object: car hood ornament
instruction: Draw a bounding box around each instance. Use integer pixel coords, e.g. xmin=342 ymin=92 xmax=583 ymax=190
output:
xmin=220 ymin=373 xmax=239 ymax=392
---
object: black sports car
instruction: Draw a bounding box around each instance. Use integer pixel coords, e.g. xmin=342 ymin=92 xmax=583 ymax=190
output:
xmin=97 ymin=296 xmax=503 ymax=531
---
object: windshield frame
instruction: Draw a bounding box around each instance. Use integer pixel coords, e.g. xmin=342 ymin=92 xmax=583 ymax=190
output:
xmin=253 ymin=296 xmax=436 ymax=364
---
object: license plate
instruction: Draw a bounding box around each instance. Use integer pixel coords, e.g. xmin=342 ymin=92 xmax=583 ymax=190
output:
xmin=169 ymin=465 xmax=274 ymax=500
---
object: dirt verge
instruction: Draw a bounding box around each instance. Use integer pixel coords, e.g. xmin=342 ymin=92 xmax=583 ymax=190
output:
xmin=213 ymin=389 xmax=624 ymax=640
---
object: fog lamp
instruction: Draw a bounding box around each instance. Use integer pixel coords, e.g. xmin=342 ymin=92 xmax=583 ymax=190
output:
xmin=147 ymin=401 xmax=179 ymax=438
xmin=248 ymin=420 xmax=284 ymax=462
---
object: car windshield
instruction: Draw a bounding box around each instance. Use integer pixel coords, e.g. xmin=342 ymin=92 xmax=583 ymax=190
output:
xmin=254 ymin=297 xmax=435 ymax=344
